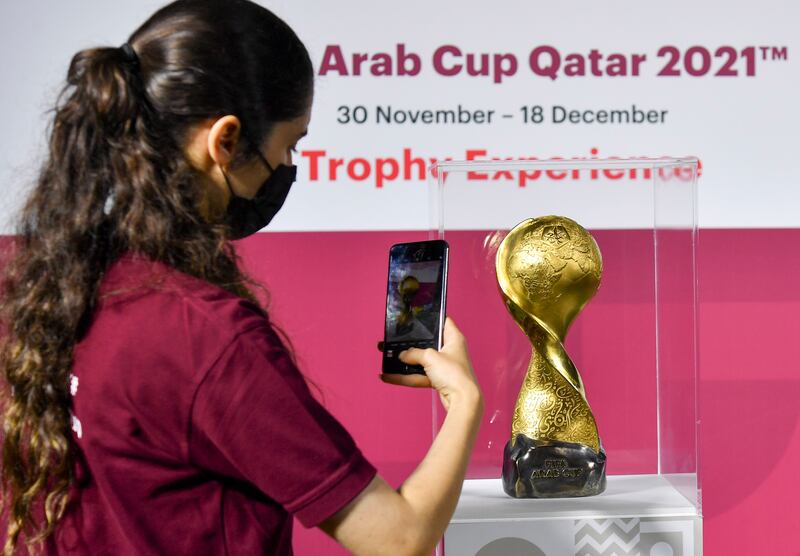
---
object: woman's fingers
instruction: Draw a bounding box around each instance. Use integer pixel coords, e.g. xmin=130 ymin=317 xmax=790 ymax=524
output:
xmin=441 ymin=317 xmax=465 ymax=350
xmin=442 ymin=316 xmax=461 ymax=342
xmin=379 ymin=373 xmax=431 ymax=388
xmin=397 ymin=347 xmax=438 ymax=368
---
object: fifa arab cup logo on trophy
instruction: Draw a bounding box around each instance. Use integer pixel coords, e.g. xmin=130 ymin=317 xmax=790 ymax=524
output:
xmin=496 ymin=216 xmax=607 ymax=498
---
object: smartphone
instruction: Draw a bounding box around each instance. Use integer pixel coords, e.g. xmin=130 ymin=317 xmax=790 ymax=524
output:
xmin=382 ymin=239 xmax=449 ymax=375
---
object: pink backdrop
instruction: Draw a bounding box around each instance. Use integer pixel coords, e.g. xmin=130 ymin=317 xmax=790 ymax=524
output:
xmin=235 ymin=227 xmax=800 ymax=556
xmin=1 ymin=228 xmax=792 ymax=554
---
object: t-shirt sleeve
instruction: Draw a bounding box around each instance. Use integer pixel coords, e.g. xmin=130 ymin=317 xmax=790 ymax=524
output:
xmin=188 ymin=320 xmax=377 ymax=528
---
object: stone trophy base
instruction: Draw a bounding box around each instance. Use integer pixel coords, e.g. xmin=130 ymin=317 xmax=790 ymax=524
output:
xmin=502 ymin=434 xmax=607 ymax=498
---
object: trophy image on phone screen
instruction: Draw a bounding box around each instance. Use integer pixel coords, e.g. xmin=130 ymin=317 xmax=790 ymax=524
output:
xmin=496 ymin=216 xmax=607 ymax=498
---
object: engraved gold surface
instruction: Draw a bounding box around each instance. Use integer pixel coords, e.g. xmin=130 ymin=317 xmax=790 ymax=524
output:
xmin=496 ymin=216 xmax=602 ymax=453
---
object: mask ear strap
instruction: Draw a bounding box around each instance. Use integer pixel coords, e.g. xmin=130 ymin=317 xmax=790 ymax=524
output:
xmin=221 ymin=167 xmax=238 ymax=199
xmin=256 ymin=150 xmax=275 ymax=174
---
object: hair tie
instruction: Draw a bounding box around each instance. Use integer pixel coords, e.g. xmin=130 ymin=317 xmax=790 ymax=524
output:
xmin=120 ymin=43 xmax=139 ymax=69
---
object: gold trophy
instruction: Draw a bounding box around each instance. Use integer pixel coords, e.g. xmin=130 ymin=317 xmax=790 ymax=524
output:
xmin=496 ymin=216 xmax=606 ymax=498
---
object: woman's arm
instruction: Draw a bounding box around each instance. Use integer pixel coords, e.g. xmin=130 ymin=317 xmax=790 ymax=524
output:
xmin=319 ymin=318 xmax=484 ymax=556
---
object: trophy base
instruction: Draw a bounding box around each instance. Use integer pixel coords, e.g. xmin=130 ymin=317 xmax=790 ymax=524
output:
xmin=502 ymin=434 xmax=607 ymax=498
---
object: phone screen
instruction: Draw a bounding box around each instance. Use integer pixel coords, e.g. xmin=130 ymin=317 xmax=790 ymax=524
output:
xmin=385 ymin=259 xmax=443 ymax=343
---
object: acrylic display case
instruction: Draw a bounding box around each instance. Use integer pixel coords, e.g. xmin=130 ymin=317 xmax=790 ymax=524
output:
xmin=428 ymin=158 xmax=701 ymax=555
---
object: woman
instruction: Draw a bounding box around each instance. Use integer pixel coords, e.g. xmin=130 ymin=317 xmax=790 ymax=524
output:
xmin=0 ymin=1 xmax=483 ymax=554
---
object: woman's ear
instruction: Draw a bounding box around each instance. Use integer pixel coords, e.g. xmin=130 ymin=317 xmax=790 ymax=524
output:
xmin=207 ymin=115 xmax=242 ymax=170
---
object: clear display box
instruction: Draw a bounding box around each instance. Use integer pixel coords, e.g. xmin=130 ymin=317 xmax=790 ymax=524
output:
xmin=428 ymin=158 xmax=701 ymax=555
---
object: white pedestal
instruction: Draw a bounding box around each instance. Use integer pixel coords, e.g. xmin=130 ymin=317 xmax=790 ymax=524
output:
xmin=444 ymin=474 xmax=702 ymax=555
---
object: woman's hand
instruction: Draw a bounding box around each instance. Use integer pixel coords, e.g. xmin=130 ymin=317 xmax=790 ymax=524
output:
xmin=379 ymin=317 xmax=481 ymax=412
xmin=325 ymin=317 xmax=482 ymax=555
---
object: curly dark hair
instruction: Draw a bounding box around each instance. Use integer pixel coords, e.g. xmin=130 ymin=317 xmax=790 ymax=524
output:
xmin=0 ymin=0 xmax=313 ymax=552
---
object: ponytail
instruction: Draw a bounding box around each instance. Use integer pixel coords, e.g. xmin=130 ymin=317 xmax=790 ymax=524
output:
xmin=1 ymin=44 xmax=148 ymax=554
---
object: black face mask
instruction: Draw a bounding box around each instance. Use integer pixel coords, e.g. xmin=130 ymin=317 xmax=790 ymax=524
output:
xmin=223 ymin=151 xmax=297 ymax=239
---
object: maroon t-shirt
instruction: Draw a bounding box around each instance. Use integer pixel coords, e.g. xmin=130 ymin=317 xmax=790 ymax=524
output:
xmin=49 ymin=254 xmax=376 ymax=554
